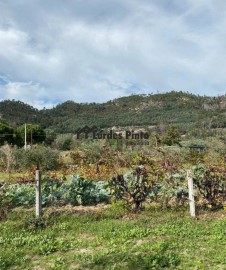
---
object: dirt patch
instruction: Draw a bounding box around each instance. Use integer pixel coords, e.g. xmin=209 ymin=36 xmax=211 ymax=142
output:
xmin=122 ymin=214 xmax=137 ymax=220
xmin=135 ymin=239 xmax=144 ymax=246
xmin=77 ymin=248 xmax=93 ymax=254
xmin=43 ymin=204 xmax=109 ymax=217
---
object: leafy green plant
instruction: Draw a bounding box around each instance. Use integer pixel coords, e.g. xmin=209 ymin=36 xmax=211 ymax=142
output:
xmin=127 ymin=244 xmax=180 ymax=269
xmin=58 ymin=175 xmax=110 ymax=205
xmin=50 ymin=257 xmax=67 ymax=270
xmin=23 ymin=216 xmax=50 ymax=230
xmin=3 ymin=183 xmax=35 ymax=206
xmin=1 ymin=175 xmax=110 ymax=207
xmin=155 ymin=172 xmax=188 ymax=208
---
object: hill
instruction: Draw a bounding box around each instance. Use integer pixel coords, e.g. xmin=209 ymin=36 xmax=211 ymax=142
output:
xmin=1 ymin=91 xmax=226 ymax=133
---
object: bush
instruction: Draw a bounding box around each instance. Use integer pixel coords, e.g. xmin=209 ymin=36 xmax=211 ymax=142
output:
xmin=0 ymin=144 xmax=16 ymax=174
xmin=0 ymin=184 xmax=10 ymax=221
xmin=109 ymin=166 xmax=156 ymax=211
xmin=154 ymin=172 xmax=188 ymax=209
xmin=193 ymin=164 xmax=226 ymax=207
xmin=53 ymin=134 xmax=73 ymax=150
xmin=14 ymin=146 xmax=60 ymax=171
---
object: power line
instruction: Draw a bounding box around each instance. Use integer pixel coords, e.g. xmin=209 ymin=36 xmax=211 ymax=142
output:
xmin=0 ymin=133 xmax=76 ymax=137
xmin=0 ymin=134 xmax=47 ymax=136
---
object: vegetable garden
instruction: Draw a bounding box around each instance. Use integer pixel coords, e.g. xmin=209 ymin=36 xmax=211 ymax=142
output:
xmin=0 ymin=141 xmax=225 ymax=269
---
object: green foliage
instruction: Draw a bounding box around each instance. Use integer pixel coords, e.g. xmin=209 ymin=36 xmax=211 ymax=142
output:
xmin=187 ymin=149 xmax=205 ymax=165
xmin=104 ymin=201 xmax=129 ymax=218
xmin=77 ymin=140 xmax=107 ymax=164
xmin=0 ymin=205 xmax=225 ymax=269
xmin=0 ymin=185 xmax=10 ymax=221
xmin=127 ymin=242 xmax=180 ymax=269
xmin=193 ymin=164 xmax=226 ymax=207
xmin=24 ymin=216 xmax=49 ymax=229
xmin=3 ymin=91 xmax=226 ymax=133
xmin=0 ymin=100 xmax=39 ymax=126
xmin=57 ymin=175 xmax=110 ymax=205
xmin=44 ymin=129 xmax=57 ymax=146
xmin=14 ymin=146 xmax=59 ymax=171
xmin=109 ymin=167 xmax=156 ymax=210
xmin=50 ymin=257 xmax=67 ymax=270
xmin=53 ymin=134 xmax=73 ymax=150
xmin=0 ymin=120 xmax=14 ymax=145
xmin=1 ymin=175 xmax=110 ymax=207
xmin=161 ymin=126 xmax=181 ymax=146
xmin=154 ymin=172 xmax=188 ymax=209
xmin=16 ymin=124 xmax=46 ymax=145
xmin=2 ymin=183 xmax=35 ymax=206
xmin=0 ymin=251 xmax=24 ymax=270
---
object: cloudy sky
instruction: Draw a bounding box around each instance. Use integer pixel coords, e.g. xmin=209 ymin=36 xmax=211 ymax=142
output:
xmin=0 ymin=0 xmax=226 ymax=108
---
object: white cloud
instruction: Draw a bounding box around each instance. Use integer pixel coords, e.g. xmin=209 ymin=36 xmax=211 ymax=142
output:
xmin=0 ymin=0 xmax=226 ymax=108
xmin=0 ymin=80 xmax=55 ymax=108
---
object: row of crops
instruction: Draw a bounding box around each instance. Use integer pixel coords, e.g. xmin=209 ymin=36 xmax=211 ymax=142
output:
xmin=0 ymin=175 xmax=109 ymax=207
xmin=1 ymin=164 xmax=225 ymax=211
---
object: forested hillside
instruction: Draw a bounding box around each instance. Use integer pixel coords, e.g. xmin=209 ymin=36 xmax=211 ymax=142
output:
xmin=1 ymin=91 xmax=226 ymax=133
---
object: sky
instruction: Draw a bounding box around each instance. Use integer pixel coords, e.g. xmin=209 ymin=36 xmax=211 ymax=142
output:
xmin=0 ymin=0 xmax=226 ymax=109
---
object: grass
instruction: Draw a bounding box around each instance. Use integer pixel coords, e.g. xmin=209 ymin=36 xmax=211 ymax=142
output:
xmin=0 ymin=171 xmax=71 ymax=183
xmin=0 ymin=172 xmax=29 ymax=183
xmin=0 ymin=204 xmax=225 ymax=269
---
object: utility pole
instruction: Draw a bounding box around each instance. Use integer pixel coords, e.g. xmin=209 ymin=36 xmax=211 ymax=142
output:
xmin=31 ymin=128 xmax=32 ymax=146
xmin=35 ymin=164 xmax=42 ymax=218
xmin=187 ymin=169 xmax=196 ymax=217
xmin=24 ymin=123 xmax=27 ymax=150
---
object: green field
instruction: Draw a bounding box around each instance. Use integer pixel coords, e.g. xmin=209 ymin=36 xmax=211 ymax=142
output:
xmin=0 ymin=205 xmax=225 ymax=270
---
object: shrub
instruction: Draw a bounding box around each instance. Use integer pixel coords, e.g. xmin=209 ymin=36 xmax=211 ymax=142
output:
xmin=0 ymin=184 xmax=10 ymax=221
xmin=13 ymin=146 xmax=60 ymax=171
xmin=0 ymin=144 xmax=16 ymax=176
xmin=53 ymin=134 xmax=73 ymax=150
xmin=109 ymin=166 xmax=156 ymax=211
xmin=193 ymin=164 xmax=226 ymax=207
xmin=155 ymin=172 xmax=188 ymax=209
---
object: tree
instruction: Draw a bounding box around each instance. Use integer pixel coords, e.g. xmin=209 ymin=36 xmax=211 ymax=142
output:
xmin=14 ymin=146 xmax=59 ymax=171
xmin=53 ymin=134 xmax=73 ymax=150
xmin=0 ymin=120 xmax=14 ymax=145
xmin=0 ymin=144 xmax=15 ymax=180
xmin=161 ymin=126 xmax=181 ymax=146
xmin=16 ymin=124 xmax=46 ymax=146
xmin=44 ymin=129 xmax=56 ymax=146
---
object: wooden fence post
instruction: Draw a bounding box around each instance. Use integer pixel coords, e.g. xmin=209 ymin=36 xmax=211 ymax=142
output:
xmin=35 ymin=165 xmax=42 ymax=218
xmin=187 ymin=169 xmax=196 ymax=217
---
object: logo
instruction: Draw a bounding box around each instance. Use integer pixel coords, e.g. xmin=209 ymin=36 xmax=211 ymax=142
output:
xmin=76 ymin=126 xmax=150 ymax=145
xmin=76 ymin=125 xmax=98 ymax=139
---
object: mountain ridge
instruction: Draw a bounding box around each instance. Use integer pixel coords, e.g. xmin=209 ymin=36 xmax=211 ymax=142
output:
xmin=1 ymin=91 xmax=226 ymax=133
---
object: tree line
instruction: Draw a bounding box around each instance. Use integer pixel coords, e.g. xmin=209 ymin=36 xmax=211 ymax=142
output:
xmin=0 ymin=120 xmax=46 ymax=147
